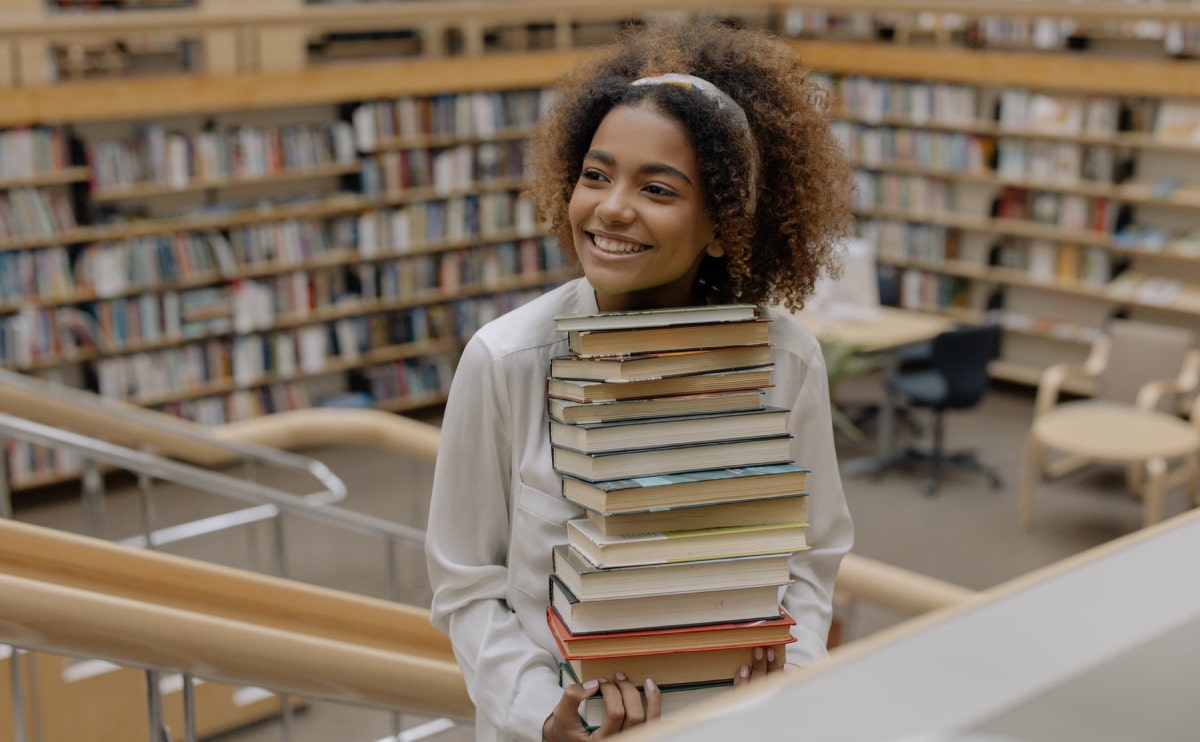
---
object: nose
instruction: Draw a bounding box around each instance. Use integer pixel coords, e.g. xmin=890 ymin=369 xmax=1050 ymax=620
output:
xmin=596 ymin=186 xmax=634 ymax=225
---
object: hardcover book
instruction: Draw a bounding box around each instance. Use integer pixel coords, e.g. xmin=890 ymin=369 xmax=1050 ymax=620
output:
xmin=549 ymin=573 xmax=784 ymax=634
xmin=559 ymin=463 xmax=810 ymax=513
xmin=562 ymin=640 xmax=791 ymax=688
xmin=547 ymin=604 xmax=796 ymax=657
xmin=584 ymin=493 xmax=809 ymax=537
xmin=553 ymin=303 xmax=758 ymax=332
xmin=546 ymin=367 xmax=774 ymax=404
xmin=550 ymin=544 xmax=792 ymax=602
xmin=548 ymin=407 xmax=788 ymax=454
xmin=559 ymin=662 xmax=734 ymax=730
xmin=552 ymin=435 xmax=793 ymax=482
xmin=567 ymin=319 xmax=771 ymax=358
xmin=548 ymin=390 xmax=764 ymax=425
xmin=550 ymin=344 xmax=773 ymax=382
xmin=565 ymin=517 xmax=808 ymax=568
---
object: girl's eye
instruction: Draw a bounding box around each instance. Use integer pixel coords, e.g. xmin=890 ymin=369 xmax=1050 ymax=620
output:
xmin=580 ymin=168 xmax=607 ymax=182
xmin=643 ymin=184 xmax=678 ymax=198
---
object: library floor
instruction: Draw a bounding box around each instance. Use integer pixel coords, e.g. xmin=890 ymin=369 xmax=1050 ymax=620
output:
xmin=13 ymin=375 xmax=1195 ymax=742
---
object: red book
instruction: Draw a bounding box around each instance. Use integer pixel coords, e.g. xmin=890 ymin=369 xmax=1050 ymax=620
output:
xmin=547 ymin=604 xmax=795 ymax=659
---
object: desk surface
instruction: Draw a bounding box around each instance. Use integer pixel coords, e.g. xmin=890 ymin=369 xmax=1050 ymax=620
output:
xmin=621 ymin=507 xmax=1200 ymax=742
xmin=795 ymin=305 xmax=955 ymax=354
xmin=1033 ymin=405 xmax=1200 ymax=462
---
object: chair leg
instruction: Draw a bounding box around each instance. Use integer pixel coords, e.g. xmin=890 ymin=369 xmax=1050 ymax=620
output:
xmin=1142 ymin=457 xmax=1167 ymax=528
xmin=924 ymin=410 xmax=945 ymax=496
xmin=1019 ymin=433 xmax=1044 ymax=528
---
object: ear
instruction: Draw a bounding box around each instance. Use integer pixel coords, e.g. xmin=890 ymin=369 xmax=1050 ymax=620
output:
xmin=705 ymin=241 xmax=725 ymax=258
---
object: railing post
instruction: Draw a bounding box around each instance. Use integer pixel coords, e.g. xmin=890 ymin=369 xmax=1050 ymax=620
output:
xmin=81 ymin=459 xmax=106 ymax=539
xmin=182 ymin=674 xmax=198 ymax=742
xmin=0 ymin=438 xmax=11 ymax=520
xmin=138 ymin=470 xmax=158 ymax=551
xmin=8 ymin=645 xmax=26 ymax=742
xmin=145 ymin=670 xmax=170 ymax=742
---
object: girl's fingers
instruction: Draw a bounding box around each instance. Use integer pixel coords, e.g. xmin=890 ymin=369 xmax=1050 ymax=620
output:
xmin=643 ymin=678 xmax=662 ymax=720
xmin=612 ymin=672 xmax=645 ymax=729
xmin=592 ymin=678 xmax=626 ymax=738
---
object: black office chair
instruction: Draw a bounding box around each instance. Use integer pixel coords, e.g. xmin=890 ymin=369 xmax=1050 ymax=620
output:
xmin=882 ymin=323 xmax=1004 ymax=496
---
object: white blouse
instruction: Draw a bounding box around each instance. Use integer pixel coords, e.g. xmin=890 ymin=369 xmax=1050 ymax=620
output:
xmin=426 ymin=278 xmax=853 ymax=742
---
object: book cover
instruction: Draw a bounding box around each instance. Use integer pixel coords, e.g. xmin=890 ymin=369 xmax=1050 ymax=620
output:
xmin=552 ymin=434 xmax=793 ymax=482
xmin=547 ymin=604 xmax=796 ymax=658
xmin=566 ymin=517 xmax=808 ymax=568
xmin=551 ymin=544 xmax=792 ymax=601
xmin=549 ymin=573 xmax=785 ymax=634
xmin=567 ymin=319 xmax=771 ymax=358
xmin=547 ymin=390 xmax=764 ymax=425
xmin=560 ymin=463 xmax=810 ymax=513
xmin=584 ymin=493 xmax=809 ymax=537
xmin=548 ymin=407 xmax=788 ymax=454
xmin=564 ymin=640 xmax=790 ymax=688
xmin=547 ymin=367 xmax=774 ymax=404
xmin=559 ymin=662 xmax=734 ymax=730
xmin=550 ymin=344 xmax=773 ymax=382
xmin=553 ymin=303 xmax=758 ymax=332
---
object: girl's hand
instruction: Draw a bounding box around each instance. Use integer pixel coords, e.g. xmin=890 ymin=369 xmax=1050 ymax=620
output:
xmin=542 ymin=674 xmax=662 ymax=740
xmin=733 ymin=646 xmax=787 ymax=687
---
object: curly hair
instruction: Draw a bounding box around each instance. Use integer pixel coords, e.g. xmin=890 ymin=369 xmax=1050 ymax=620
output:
xmin=528 ymin=21 xmax=855 ymax=310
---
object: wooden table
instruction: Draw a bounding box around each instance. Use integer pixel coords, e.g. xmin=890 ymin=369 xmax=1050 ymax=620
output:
xmin=1020 ymin=405 xmax=1200 ymax=528
xmin=792 ymin=306 xmax=956 ymax=476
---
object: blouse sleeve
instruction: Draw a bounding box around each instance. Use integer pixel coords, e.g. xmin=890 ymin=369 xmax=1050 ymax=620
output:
xmin=425 ymin=335 xmax=562 ymax=741
xmin=779 ymin=340 xmax=855 ymax=665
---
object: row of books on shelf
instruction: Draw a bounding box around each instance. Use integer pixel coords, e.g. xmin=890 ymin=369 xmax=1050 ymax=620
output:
xmin=87 ymin=122 xmax=358 ymax=191
xmin=0 ymin=187 xmax=79 ymax=241
xmin=832 ymin=121 xmax=991 ymax=174
xmin=0 ymin=201 xmax=548 ymax=306
xmin=862 ymin=218 xmax=953 ymax=264
xmin=853 ymin=171 xmax=955 ymax=216
xmin=995 ymin=139 xmax=1126 ymax=185
xmin=349 ymin=90 xmax=557 ymax=151
xmin=827 ymin=75 xmax=978 ymax=126
xmin=540 ymin=304 xmax=813 ymax=728
xmin=994 ymin=185 xmax=1121 ymax=234
xmin=360 ymin=140 xmax=528 ymax=197
xmin=0 ymin=254 xmax=560 ymax=366
xmin=1021 ymin=241 xmax=1115 ymax=285
xmin=0 ymin=127 xmax=72 ymax=180
xmin=355 ymin=193 xmax=540 ymax=255
xmin=997 ymin=89 xmax=1122 ymax=136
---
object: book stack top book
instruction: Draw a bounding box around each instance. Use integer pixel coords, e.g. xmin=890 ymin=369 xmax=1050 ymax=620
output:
xmin=543 ymin=303 xmax=813 ymax=728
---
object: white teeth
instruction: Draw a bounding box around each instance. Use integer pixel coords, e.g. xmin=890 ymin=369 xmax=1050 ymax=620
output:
xmin=593 ymin=234 xmax=647 ymax=254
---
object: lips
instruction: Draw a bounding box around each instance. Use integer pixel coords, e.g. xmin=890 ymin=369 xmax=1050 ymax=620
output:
xmin=591 ymin=232 xmax=649 ymax=254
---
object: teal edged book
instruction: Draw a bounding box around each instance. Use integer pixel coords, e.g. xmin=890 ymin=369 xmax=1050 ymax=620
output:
xmin=551 ymin=434 xmax=793 ymax=482
xmin=560 ymin=462 xmax=810 ymax=513
xmin=558 ymin=661 xmax=734 ymax=730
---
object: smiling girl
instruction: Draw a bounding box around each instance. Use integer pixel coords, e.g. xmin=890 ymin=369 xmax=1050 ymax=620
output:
xmin=426 ymin=21 xmax=855 ymax=742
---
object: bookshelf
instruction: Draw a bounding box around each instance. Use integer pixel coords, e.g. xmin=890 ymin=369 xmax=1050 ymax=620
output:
xmin=4 ymin=2 xmax=1200 ymax=488
xmin=0 ymin=73 xmax=576 ymax=489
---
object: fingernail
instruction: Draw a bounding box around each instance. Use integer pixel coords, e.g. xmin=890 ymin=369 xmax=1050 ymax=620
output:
xmin=615 ymin=672 xmax=627 ymax=681
xmin=767 ymin=648 xmax=776 ymax=664
xmin=645 ymin=678 xmax=657 ymax=692
xmin=754 ymin=647 xmax=764 ymax=661
xmin=739 ymin=665 xmax=750 ymax=679
xmin=582 ymin=679 xmax=599 ymax=691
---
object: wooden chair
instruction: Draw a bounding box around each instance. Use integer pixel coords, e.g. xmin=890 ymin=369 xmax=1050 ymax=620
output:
xmin=1020 ymin=319 xmax=1200 ymax=528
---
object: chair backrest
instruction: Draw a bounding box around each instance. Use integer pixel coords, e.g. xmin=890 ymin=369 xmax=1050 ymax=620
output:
xmin=931 ymin=323 xmax=1002 ymax=408
xmin=1098 ymin=319 xmax=1196 ymax=406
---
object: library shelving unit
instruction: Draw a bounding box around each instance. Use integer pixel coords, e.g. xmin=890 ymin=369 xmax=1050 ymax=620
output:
xmin=4 ymin=0 xmax=1200 ymax=488
xmin=0 ymin=48 xmax=584 ymax=489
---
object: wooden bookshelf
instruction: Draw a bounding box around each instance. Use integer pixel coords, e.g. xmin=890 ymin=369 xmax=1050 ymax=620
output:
xmin=4 ymin=4 xmax=1200 ymax=485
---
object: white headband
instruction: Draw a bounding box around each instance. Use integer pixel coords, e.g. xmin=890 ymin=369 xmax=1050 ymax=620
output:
xmin=630 ymin=73 xmax=760 ymax=218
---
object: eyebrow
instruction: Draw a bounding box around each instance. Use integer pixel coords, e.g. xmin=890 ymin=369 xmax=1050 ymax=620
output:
xmin=584 ymin=149 xmax=694 ymax=188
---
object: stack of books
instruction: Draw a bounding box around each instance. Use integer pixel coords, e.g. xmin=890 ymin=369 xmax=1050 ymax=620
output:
xmin=545 ymin=303 xmax=812 ymax=728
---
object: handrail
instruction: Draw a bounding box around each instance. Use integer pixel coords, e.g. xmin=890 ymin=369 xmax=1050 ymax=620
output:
xmin=0 ymin=411 xmax=424 ymax=546
xmin=5 ymin=0 xmax=1200 ymax=39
